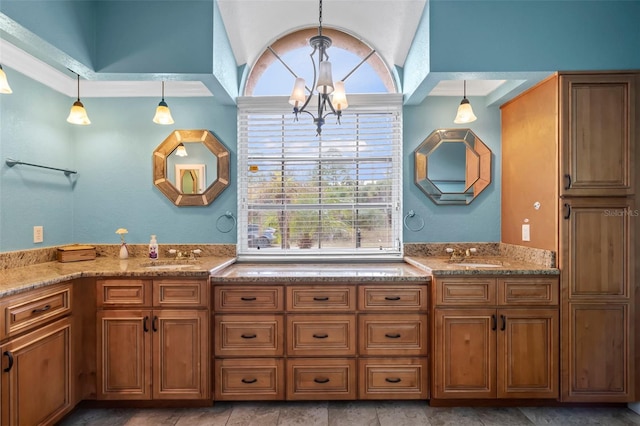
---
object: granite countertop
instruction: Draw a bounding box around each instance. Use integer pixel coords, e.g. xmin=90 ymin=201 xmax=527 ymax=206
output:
xmin=210 ymin=262 xmax=430 ymax=283
xmin=404 ymin=256 xmax=559 ymax=276
xmin=0 ymin=256 xmax=236 ymax=298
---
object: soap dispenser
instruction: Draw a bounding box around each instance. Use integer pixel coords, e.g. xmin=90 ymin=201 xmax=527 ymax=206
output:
xmin=149 ymin=235 xmax=158 ymax=259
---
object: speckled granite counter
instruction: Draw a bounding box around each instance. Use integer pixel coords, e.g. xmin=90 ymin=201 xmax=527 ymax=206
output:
xmin=210 ymin=262 xmax=430 ymax=283
xmin=0 ymin=256 xmax=236 ymax=297
xmin=404 ymin=256 xmax=559 ymax=276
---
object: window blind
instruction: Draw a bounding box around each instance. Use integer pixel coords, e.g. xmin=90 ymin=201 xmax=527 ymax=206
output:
xmin=237 ymin=94 xmax=403 ymax=260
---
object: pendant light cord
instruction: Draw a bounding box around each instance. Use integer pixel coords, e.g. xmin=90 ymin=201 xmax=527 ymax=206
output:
xmin=76 ymin=73 xmax=80 ymax=102
xmin=161 ymin=81 xmax=165 ymax=101
xmin=318 ymin=0 xmax=323 ymax=36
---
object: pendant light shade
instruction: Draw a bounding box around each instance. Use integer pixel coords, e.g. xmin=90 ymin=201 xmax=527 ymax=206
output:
xmin=175 ymin=143 xmax=188 ymax=157
xmin=331 ymin=81 xmax=349 ymax=111
xmin=454 ymin=80 xmax=477 ymax=124
xmin=0 ymin=64 xmax=13 ymax=94
xmin=153 ymin=81 xmax=174 ymax=125
xmin=67 ymin=73 xmax=91 ymax=125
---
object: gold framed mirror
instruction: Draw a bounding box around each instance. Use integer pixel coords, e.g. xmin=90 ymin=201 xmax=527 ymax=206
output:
xmin=153 ymin=129 xmax=230 ymax=206
xmin=414 ymin=128 xmax=491 ymax=205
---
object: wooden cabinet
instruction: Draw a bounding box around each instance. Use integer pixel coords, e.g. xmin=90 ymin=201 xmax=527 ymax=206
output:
xmin=501 ymin=71 xmax=639 ymax=402
xmin=432 ymin=277 xmax=558 ymax=400
xmin=212 ymin=281 xmax=429 ymax=401
xmin=0 ymin=283 xmax=73 ymax=425
xmin=96 ymin=278 xmax=209 ymax=400
xmin=559 ymin=73 xmax=636 ymax=197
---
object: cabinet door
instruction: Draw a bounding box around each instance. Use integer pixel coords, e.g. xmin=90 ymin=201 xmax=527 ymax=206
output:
xmin=564 ymin=302 xmax=631 ymax=402
xmin=152 ymin=310 xmax=209 ymax=400
xmin=1 ymin=317 xmax=72 ymax=426
xmin=559 ymin=73 xmax=636 ymax=196
xmin=497 ymin=309 xmax=558 ymax=398
xmin=433 ymin=309 xmax=496 ymax=399
xmin=97 ymin=310 xmax=152 ymax=400
xmin=562 ymin=197 xmax=633 ymax=298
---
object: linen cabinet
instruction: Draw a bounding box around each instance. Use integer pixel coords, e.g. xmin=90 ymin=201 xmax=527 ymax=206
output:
xmin=501 ymin=71 xmax=639 ymax=402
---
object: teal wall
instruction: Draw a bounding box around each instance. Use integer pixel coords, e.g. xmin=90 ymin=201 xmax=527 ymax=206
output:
xmin=0 ymin=68 xmax=501 ymax=251
xmin=403 ymin=97 xmax=501 ymax=243
xmin=0 ymin=71 xmax=76 ymax=251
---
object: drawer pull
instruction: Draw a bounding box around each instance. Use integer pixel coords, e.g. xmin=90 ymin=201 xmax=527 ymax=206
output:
xmin=491 ymin=314 xmax=497 ymax=331
xmin=500 ymin=315 xmax=506 ymax=331
xmin=241 ymin=333 xmax=257 ymax=339
xmin=385 ymin=333 xmax=401 ymax=339
xmin=152 ymin=316 xmax=158 ymax=332
xmin=384 ymin=296 xmax=401 ymax=301
xmin=313 ymin=296 xmax=329 ymax=301
xmin=3 ymin=351 xmax=14 ymax=373
xmin=313 ymin=333 xmax=329 ymax=339
xmin=240 ymin=297 xmax=257 ymax=301
xmin=241 ymin=378 xmax=257 ymax=384
xmin=385 ymin=377 xmax=402 ymax=383
xmin=143 ymin=316 xmax=149 ymax=333
xmin=31 ymin=304 xmax=51 ymax=314
xmin=314 ymin=377 xmax=330 ymax=384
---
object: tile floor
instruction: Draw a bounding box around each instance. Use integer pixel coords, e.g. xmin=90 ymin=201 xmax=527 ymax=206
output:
xmin=58 ymin=401 xmax=640 ymax=426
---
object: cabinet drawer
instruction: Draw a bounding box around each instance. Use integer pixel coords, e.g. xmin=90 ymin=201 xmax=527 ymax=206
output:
xmin=358 ymin=285 xmax=427 ymax=311
xmin=214 ymin=315 xmax=284 ymax=357
xmin=358 ymin=358 xmax=428 ymax=400
xmin=435 ymin=278 xmax=496 ymax=306
xmin=287 ymin=358 xmax=356 ymax=400
xmin=358 ymin=314 xmax=427 ymax=356
xmin=1 ymin=283 xmax=72 ymax=340
xmin=97 ymin=279 xmax=151 ymax=307
xmin=287 ymin=315 xmax=356 ymax=356
xmin=213 ymin=286 xmax=283 ymax=312
xmin=286 ymin=286 xmax=355 ymax=311
xmin=153 ymin=279 xmax=208 ymax=308
xmin=214 ymin=358 xmax=284 ymax=400
xmin=498 ymin=277 xmax=558 ymax=306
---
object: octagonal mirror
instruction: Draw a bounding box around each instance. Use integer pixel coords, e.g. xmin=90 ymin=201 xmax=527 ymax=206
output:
xmin=414 ymin=128 xmax=491 ymax=205
xmin=153 ymin=129 xmax=230 ymax=206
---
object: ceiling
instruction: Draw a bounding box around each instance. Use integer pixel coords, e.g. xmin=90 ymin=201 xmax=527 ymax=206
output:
xmin=0 ymin=0 xmax=514 ymax=99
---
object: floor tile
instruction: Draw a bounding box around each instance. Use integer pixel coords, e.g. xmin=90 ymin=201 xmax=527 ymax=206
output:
xmin=225 ymin=401 xmax=282 ymax=426
xmin=328 ymin=401 xmax=380 ymax=426
xmin=376 ymin=400 xmax=432 ymax=426
xmin=277 ymin=401 xmax=329 ymax=426
xmin=57 ymin=408 xmax=134 ymax=426
xmin=173 ymin=404 xmax=233 ymax=426
xmin=473 ymin=407 xmax=534 ymax=426
xmin=423 ymin=406 xmax=484 ymax=426
xmin=124 ymin=408 xmax=181 ymax=426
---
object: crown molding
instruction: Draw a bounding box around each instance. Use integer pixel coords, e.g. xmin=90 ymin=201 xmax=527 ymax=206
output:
xmin=0 ymin=39 xmax=213 ymax=98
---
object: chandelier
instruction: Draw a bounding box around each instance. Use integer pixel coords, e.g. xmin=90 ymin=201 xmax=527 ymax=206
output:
xmin=272 ymin=0 xmax=374 ymax=135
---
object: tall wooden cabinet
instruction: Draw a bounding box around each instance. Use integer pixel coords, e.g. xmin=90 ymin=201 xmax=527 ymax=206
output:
xmin=501 ymin=71 xmax=639 ymax=402
xmin=96 ymin=278 xmax=209 ymax=400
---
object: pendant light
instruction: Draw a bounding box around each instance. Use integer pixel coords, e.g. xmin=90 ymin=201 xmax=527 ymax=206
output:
xmin=153 ymin=81 xmax=174 ymax=125
xmin=454 ymin=80 xmax=477 ymax=124
xmin=175 ymin=143 xmax=188 ymax=157
xmin=66 ymin=73 xmax=91 ymax=125
xmin=0 ymin=64 xmax=13 ymax=94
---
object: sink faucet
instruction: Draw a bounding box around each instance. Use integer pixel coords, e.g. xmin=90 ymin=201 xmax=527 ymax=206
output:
xmin=445 ymin=247 xmax=477 ymax=262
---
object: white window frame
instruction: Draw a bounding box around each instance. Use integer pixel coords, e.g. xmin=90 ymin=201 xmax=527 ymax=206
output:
xmin=237 ymin=93 xmax=403 ymax=262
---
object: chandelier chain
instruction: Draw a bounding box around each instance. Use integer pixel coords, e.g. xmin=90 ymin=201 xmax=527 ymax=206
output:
xmin=318 ymin=0 xmax=323 ymax=35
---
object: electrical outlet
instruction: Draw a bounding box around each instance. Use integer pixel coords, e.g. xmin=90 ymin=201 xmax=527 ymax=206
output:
xmin=522 ymin=224 xmax=530 ymax=242
xmin=33 ymin=226 xmax=43 ymax=243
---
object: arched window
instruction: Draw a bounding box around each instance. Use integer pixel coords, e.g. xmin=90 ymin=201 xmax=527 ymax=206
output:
xmin=244 ymin=28 xmax=396 ymax=96
xmin=238 ymin=28 xmax=403 ymax=260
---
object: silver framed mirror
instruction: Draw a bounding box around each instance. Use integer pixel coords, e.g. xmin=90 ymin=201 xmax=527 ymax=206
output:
xmin=414 ymin=128 xmax=491 ymax=205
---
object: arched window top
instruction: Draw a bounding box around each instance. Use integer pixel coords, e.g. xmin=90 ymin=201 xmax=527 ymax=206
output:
xmin=244 ymin=28 xmax=396 ymax=97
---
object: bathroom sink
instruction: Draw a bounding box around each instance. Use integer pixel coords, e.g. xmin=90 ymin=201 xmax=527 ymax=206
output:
xmin=144 ymin=263 xmax=197 ymax=270
xmin=140 ymin=260 xmax=199 ymax=269
xmin=455 ymin=262 xmax=502 ymax=268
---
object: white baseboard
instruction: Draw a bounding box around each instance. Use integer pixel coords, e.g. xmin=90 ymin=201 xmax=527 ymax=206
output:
xmin=629 ymin=402 xmax=640 ymax=415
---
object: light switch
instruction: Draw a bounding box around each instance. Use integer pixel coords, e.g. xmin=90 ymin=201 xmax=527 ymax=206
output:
xmin=33 ymin=226 xmax=43 ymax=243
xmin=522 ymin=224 xmax=530 ymax=241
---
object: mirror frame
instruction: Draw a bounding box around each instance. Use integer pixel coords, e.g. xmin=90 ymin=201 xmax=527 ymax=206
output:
xmin=414 ymin=128 xmax=491 ymax=205
xmin=153 ymin=129 xmax=230 ymax=206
